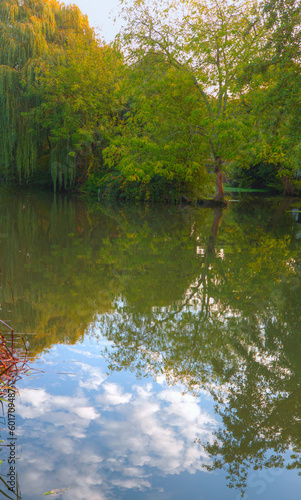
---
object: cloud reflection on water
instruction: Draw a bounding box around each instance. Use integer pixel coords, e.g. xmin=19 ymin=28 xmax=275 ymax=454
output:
xmin=17 ymin=345 xmax=216 ymax=499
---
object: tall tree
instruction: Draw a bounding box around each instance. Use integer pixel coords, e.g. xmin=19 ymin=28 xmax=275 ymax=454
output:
xmin=29 ymin=30 xmax=122 ymax=189
xmin=0 ymin=0 xmax=121 ymax=189
xmin=0 ymin=0 xmax=56 ymax=181
xmin=117 ymin=0 xmax=264 ymax=200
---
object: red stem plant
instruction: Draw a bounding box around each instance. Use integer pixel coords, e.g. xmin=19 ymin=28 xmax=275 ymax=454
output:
xmin=0 ymin=320 xmax=29 ymax=399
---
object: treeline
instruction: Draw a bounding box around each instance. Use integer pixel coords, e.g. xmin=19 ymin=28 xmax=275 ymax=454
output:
xmin=1 ymin=0 xmax=301 ymax=200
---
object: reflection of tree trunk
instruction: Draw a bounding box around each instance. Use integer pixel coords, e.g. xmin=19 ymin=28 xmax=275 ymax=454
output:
xmin=213 ymin=158 xmax=224 ymax=201
xmin=152 ymin=207 xmax=224 ymax=329
xmin=184 ymin=207 xmax=224 ymax=297
xmin=207 ymin=208 xmax=223 ymax=254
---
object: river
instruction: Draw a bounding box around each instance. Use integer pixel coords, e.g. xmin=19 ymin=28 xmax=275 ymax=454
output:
xmin=0 ymin=187 xmax=300 ymax=500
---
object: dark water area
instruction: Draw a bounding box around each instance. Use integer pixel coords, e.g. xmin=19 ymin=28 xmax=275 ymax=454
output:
xmin=0 ymin=187 xmax=300 ymax=500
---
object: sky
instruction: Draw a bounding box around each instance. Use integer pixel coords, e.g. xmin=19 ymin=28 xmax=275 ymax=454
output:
xmin=63 ymin=0 xmax=123 ymax=42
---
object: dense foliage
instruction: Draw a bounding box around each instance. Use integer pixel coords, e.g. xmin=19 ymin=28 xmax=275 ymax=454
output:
xmin=0 ymin=0 xmax=121 ymax=190
xmin=1 ymin=0 xmax=301 ymax=199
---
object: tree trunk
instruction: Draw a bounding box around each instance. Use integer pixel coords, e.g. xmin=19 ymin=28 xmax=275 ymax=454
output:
xmin=280 ymin=175 xmax=295 ymax=196
xmin=213 ymin=158 xmax=224 ymax=201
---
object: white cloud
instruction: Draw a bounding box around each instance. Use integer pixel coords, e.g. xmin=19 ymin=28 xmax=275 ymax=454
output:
xmin=17 ymin=370 xmax=217 ymax=499
xmin=20 ymin=388 xmax=48 ymax=407
xmin=77 ymin=363 xmax=107 ymax=390
xmin=100 ymin=382 xmax=132 ymax=406
xmin=74 ymin=406 xmax=99 ymax=420
xmin=111 ymin=477 xmax=152 ymax=489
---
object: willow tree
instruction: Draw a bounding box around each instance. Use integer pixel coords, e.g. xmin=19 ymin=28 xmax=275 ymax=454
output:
xmin=0 ymin=0 xmax=119 ymax=189
xmin=30 ymin=29 xmax=123 ymax=190
xmin=0 ymin=0 xmax=55 ymax=181
xmin=117 ymin=0 xmax=265 ymax=200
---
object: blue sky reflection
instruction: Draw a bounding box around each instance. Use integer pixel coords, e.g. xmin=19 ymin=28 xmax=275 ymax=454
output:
xmin=16 ymin=341 xmax=217 ymax=500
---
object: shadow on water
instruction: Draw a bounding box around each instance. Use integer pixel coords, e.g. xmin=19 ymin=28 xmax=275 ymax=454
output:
xmin=0 ymin=188 xmax=300 ymax=497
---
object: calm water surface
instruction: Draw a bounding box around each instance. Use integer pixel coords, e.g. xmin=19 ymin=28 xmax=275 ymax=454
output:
xmin=0 ymin=188 xmax=300 ymax=500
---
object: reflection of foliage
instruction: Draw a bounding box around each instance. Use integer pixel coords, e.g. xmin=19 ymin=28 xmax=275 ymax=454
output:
xmin=0 ymin=189 xmax=301 ymax=495
xmin=0 ymin=188 xmax=213 ymax=354
xmin=93 ymin=198 xmax=301 ymax=495
xmin=203 ymin=344 xmax=301 ymax=494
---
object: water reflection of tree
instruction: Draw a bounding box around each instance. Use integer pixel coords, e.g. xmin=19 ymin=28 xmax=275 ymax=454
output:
xmin=95 ymin=200 xmax=301 ymax=496
xmin=203 ymin=333 xmax=301 ymax=494
xmin=0 ymin=188 xmax=213 ymax=354
xmin=1 ymin=189 xmax=300 ymax=495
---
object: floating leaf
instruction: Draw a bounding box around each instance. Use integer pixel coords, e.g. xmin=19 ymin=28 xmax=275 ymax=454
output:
xmin=43 ymin=487 xmax=70 ymax=496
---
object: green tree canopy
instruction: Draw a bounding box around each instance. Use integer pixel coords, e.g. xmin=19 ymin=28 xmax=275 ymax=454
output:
xmin=0 ymin=0 xmax=122 ymax=189
xmin=115 ymin=0 xmax=265 ymax=200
